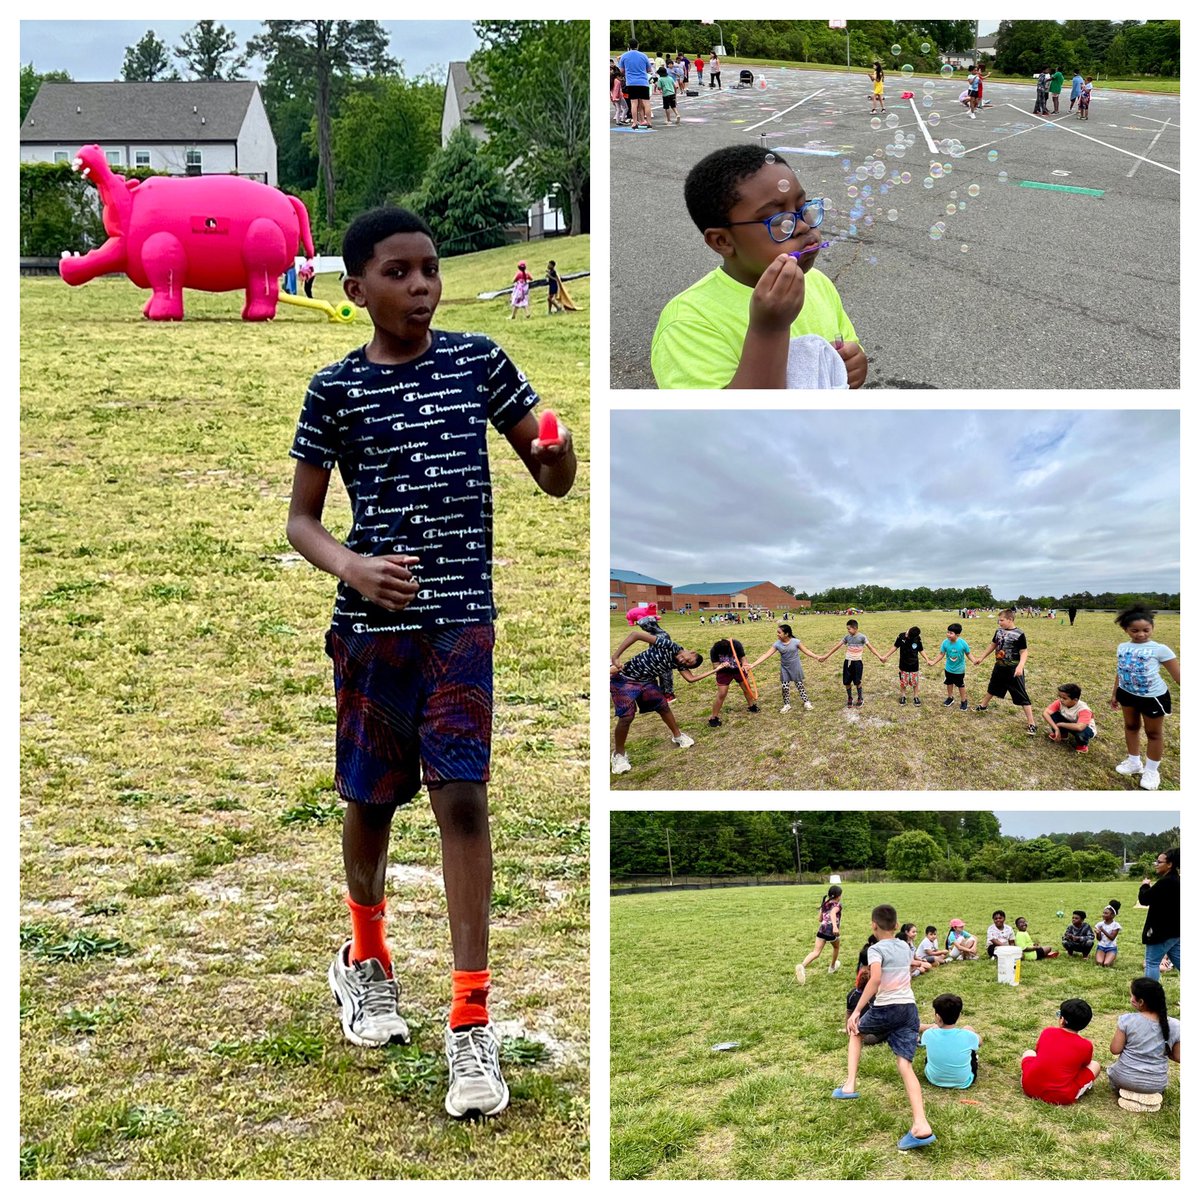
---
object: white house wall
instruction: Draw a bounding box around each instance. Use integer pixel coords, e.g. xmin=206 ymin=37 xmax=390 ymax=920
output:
xmin=237 ymin=89 xmax=278 ymax=186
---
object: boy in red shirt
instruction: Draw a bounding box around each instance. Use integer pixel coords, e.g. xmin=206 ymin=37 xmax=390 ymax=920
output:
xmin=1020 ymin=998 xmax=1101 ymax=1104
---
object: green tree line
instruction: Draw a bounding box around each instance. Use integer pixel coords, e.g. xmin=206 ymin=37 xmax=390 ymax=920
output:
xmin=994 ymin=19 xmax=1179 ymax=77
xmin=611 ymin=811 xmax=1177 ymax=884
xmin=781 ymin=584 xmax=1178 ymax=612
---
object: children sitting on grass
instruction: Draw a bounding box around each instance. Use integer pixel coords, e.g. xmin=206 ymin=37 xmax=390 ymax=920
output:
xmin=916 ymin=925 xmax=949 ymax=967
xmin=1062 ymin=910 xmax=1095 ymax=957
xmin=1042 ymin=683 xmax=1097 ymax=753
xmin=836 ymin=904 xmax=936 ymax=1151
xmin=1014 ymin=916 xmax=1060 ymax=960
xmin=945 ymin=919 xmax=979 ymax=960
xmin=1094 ymin=901 xmax=1122 ymax=968
xmin=1106 ymin=977 xmax=1180 ymax=1112
xmin=919 ymin=993 xmax=981 ymax=1088
xmin=985 ymin=910 xmax=1017 ymax=958
xmin=900 ymin=923 xmax=935 ymax=975
xmin=1021 ymin=998 xmax=1102 ymax=1105
xmin=651 ymin=145 xmax=866 ymax=389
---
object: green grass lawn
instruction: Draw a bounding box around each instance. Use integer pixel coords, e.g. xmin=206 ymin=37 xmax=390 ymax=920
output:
xmin=611 ymin=881 xmax=1179 ymax=1180
xmin=20 ymin=240 xmax=590 ymax=1180
xmin=608 ymin=609 xmax=1180 ymax=791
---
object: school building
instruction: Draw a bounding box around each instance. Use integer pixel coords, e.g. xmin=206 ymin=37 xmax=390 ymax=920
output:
xmin=672 ymin=581 xmax=807 ymax=612
xmin=610 ymin=568 xmax=674 ymax=613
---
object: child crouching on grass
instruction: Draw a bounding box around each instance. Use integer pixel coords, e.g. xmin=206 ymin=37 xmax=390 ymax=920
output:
xmin=287 ymin=206 xmax=576 ymax=1120
xmin=1042 ymin=682 xmax=1097 ymax=753
xmin=836 ymin=904 xmax=936 ymax=1151
xmin=919 ymin=993 xmax=981 ymax=1089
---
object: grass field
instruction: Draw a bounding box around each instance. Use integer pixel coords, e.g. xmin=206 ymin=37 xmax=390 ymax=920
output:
xmin=610 ymin=881 xmax=1180 ymax=1180
xmin=20 ymin=239 xmax=590 ymax=1179
xmin=608 ymin=609 xmax=1180 ymax=791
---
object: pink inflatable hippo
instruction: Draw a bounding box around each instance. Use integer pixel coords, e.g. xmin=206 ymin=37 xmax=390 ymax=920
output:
xmin=58 ymin=144 xmax=314 ymax=321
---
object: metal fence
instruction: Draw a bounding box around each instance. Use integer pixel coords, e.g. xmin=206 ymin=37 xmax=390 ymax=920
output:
xmin=611 ymin=868 xmax=892 ymax=895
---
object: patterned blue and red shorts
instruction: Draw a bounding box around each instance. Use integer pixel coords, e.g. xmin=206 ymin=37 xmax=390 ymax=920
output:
xmin=326 ymin=624 xmax=494 ymax=805
xmin=610 ymin=673 xmax=668 ymax=719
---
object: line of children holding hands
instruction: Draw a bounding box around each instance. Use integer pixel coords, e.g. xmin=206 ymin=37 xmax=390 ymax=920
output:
xmin=836 ymin=904 xmax=1180 ymax=1151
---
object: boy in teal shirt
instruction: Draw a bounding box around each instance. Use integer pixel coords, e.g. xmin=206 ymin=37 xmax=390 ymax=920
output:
xmin=654 ymin=66 xmax=680 ymax=125
xmin=652 ymin=145 xmax=866 ymax=390
xmin=918 ymin=993 xmax=981 ymax=1088
xmin=928 ymin=622 xmax=972 ymax=710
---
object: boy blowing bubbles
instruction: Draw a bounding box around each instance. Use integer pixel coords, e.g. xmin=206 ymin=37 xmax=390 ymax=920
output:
xmin=652 ymin=145 xmax=867 ymax=390
xmin=287 ymin=208 xmax=576 ymax=1119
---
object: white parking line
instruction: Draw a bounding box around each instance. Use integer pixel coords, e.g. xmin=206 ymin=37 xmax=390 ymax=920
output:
xmin=907 ymin=96 xmax=938 ymax=153
xmin=1004 ymin=103 xmax=1180 ymax=174
xmin=1127 ymin=116 xmax=1174 ymax=178
xmin=743 ymin=89 xmax=826 ymax=132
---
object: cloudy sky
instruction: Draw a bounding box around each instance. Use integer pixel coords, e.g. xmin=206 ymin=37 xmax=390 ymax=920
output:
xmin=20 ymin=20 xmax=478 ymax=81
xmin=611 ymin=410 xmax=1179 ymax=597
xmin=996 ymin=810 xmax=1179 ymax=839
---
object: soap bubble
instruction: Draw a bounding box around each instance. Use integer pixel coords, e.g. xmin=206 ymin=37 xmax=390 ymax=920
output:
xmin=900 ymin=171 xmax=912 ymax=184
xmin=922 ymin=79 xmax=935 ymax=93
xmin=923 ymin=176 xmax=934 ymax=189
xmin=856 ymin=165 xmax=869 ymax=180
xmin=867 ymin=255 xmax=878 ymax=265
xmin=920 ymin=42 xmax=931 ymax=54
xmin=863 ymin=215 xmax=874 ymax=227
xmin=930 ymin=164 xmax=944 ymax=178
xmin=848 ymin=223 xmax=857 ymax=236
xmin=950 ymin=189 xmax=958 ymax=199
xmin=987 ymin=149 xmax=999 ymax=162
xmin=901 ymin=64 xmax=914 ymax=78
xmin=887 ymin=208 xmax=898 ymax=221
xmin=885 ymin=113 xmax=900 ymax=128
xmin=929 ymin=224 xmax=943 ymax=240
xmin=872 ymin=161 xmax=885 ymax=178
xmin=940 ymin=63 xmax=954 ymax=77
xmin=997 ymin=170 xmax=1009 ymax=184
xmin=946 ymin=203 xmax=957 ymax=215
xmin=967 ymin=183 xmax=980 ymax=197
xmin=922 ymin=95 xmax=933 ymax=107
xmin=960 ymin=243 xmax=969 ymax=252
xmin=891 ymin=43 xmax=902 ymax=55
xmin=928 ymin=112 xmax=941 ymax=126
xmin=942 ymin=162 xmax=953 ymax=175
xmin=957 ymin=200 xmax=967 ymax=211
xmin=870 ymin=116 xmax=882 ymax=131
xmin=862 ymin=184 xmax=873 ymax=197
xmin=778 ymin=178 xmax=790 ymax=192
xmin=842 ymin=158 xmax=852 ymax=169
xmin=765 ymin=152 xmax=775 ymax=164
xmin=847 ymin=185 xmax=859 ymax=198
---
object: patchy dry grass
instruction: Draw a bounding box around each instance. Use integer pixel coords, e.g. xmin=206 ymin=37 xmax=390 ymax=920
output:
xmin=20 ymin=245 xmax=589 ymax=1179
xmin=611 ymin=881 xmax=1180 ymax=1180
xmin=608 ymin=610 xmax=1180 ymax=791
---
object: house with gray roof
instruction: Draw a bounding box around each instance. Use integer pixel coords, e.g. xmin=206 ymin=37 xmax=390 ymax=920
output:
xmin=20 ymin=81 xmax=277 ymax=185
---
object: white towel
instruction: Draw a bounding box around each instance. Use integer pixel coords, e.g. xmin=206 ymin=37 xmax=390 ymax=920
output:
xmin=786 ymin=334 xmax=849 ymax=389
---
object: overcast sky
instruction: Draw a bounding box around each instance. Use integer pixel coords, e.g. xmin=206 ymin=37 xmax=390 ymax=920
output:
xmin=611 ymin=410 xmax=1179 ymax=597
xmin=996 ymin=811 xmax=1179 ymax=839
xmin=20 ymin=20 xmax=479 ymax=81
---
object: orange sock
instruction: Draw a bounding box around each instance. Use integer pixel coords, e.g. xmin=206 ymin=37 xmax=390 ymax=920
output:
xmin=347 ymin=895 xmax=391 ymax=975
xmin=450 ymin=969 xmax=491 ymax=1029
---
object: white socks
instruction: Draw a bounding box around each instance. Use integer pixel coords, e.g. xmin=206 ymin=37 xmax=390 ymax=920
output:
xmin=1125 ymin=754 xmax=1143 ymax=766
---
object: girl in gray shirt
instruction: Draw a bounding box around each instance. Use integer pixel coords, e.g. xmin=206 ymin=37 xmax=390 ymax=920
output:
xmin=1107 ymin=977 xmax=1180 ymax=1098
xmin=749 ymin=623 xmax=823 ymax=713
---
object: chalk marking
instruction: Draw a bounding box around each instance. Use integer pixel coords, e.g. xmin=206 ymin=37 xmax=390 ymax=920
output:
xmin=1003 ymin=104 xmax=1180 ymax=175
xmin=1019 ymin=181 xmax=1105 ymax=196
xmin=1127 ymin=116 xmax=1173 ymax=179
xmin=743 ymin=90 xmax=826 ymax=132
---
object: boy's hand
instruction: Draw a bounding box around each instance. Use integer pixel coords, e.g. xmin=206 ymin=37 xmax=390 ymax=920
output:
xmin=1047 ymin=729 xmax=1061 ymax=741
xmin=531 ymin=420 xmax=573 ymax=464
xmin=846 ymin=1011 xmax=861 ymax=1036
xmin=346 ymin=554 xmax=420 ymax=611
xmin=749 ymin=253 xmax=806 ymax=333
xmin=836 ymin=340 xmax=868 ymax=388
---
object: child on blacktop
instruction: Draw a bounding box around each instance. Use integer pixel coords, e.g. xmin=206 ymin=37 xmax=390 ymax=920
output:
xmin=652 ymin=146 xmax=866 ymax=389
xmin=973 ymin=608 xmax=1037 ymax=735
xmin=748 ymin=622 xmax=822 ymax=712
xmin=1111 ymin=607 xmax=1179 ymax=791
xmin=1042 ymin=682 xmax=1097 ymax=753
xmin=286 ymin=206 xmax=576 ymax=1120
xmin=821 ymin=618 xmax=887 ymax=708
xmin=1021 ymin=998 xmax=1101 ymax=1105
xmin=919 ymin=993 xmax=981 ymax=1088
xmin=654 ymin=64 xmax=681 ymax=125
xmin=836 ymin=904 xmax=936 ymax=1151
xmin=867 ymin=61 xmax=885 ymax=113
xmin=1078 ymin=77 xmax=1094 ymax=119
xmin=928 ymin=622 xmax=972 ymax=710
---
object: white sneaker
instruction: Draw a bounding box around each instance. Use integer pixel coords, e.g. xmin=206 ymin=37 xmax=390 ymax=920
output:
xmin=611 ymin=752 xmax=632 ymax=774
xmin=328 ymin=941 xmax=410 ymax=1048
xmin=804 ymin=701 xmax=814 ymax=710
xmin=828 ymin=961 xmax=843 ymax=974
xmin=1139 ymin=769 xmax=1161 ymax=791
xmin=794 ymin=963 xmax=807 ymax=985
xmin=672 ymin=732 xmax=695 ymax=748
xmin=1115 ymin=758 xmax=1144 ymax=776
xmin=444 ymin=1022 xmax=509 ymax=1119
xmin=780 ymin=703 xmax=792 ymax=713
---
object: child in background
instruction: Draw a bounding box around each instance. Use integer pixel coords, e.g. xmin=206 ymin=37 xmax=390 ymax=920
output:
xmin=889 ymin=625 xmax=924 ymax=705
xmin=945 ymin=918 xmax=979 ymax=960
xmin=1042 ymin=683 xmax=1097 ymax=753
xmin=509 ymin=261 xmax=533 ymax=320
xmin=919 ymin=993 xmax=981 ymax=1088
xmin=916 ymin=925 xmax=948 ymax=967
xmin=299 ymin=257 xmax=316 ymax=299
xmin=1014 ymin=916 xmax=1059 ymax=960
xmin=1078 ymin=77 xmax=1093 ymax=119
xmin=654 ymin=65 xmax=681 ymax=126
xmin=1094 ymin=901 xmax=1122 ymax=968
xmin=611 ymin=67 xmax=629 ymax=124
xmin=1111 ymin=607 xmax=1180 ymax=791
xmin=985 ymin=910 xmax=1016 ymax=958
xmin=748 ymin=623 xmax=821 ymax=713
xmin=1021 ymin=998 xmax=1101 ymax=1105
xmin=965 ymin=65 xmax=980 ymax=118
xmin=694 ymin=55 xmax=705 ymax=86
xmin=929 ymin=622 xmax=972 ymax=710
xmin=707 ymin=636 xmax=760 ymax=727
xmin=1062 ymin=910 xmax=1095 ymax=957
xmin=973 ymin=608 xmax=1037 ymax=736
xmin=900 ymin=923 xmax=934 ymax=976
xmin=1106 ymin=977 xmax=1180 ymax=1111
xmin=868 ymin=61 xmax=886 ymax=113
xmin=822 ymin=619 xmax=887 ymax=708
xmin=652 ymin=146 xmax=865 ymax=389
xmin=837 ymin=904 xmax=936 ymax=1151
xmin=796 ymin=884 xmax=843 ymax=983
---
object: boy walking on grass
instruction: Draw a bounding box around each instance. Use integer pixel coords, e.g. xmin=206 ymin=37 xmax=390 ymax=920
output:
xmin=287 ymin=207 xmax=576 ymax=1119
xmin=836 ymin=904 xmax=936 ymax=1151
xmin=973 ymin=608 xmax=1037 ymax=735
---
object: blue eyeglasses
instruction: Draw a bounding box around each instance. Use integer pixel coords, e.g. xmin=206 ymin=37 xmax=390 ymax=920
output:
xmin=722 ymin=200 xmax=825 ymax=242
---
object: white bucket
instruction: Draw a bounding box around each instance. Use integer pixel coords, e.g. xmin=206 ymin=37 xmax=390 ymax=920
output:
xmin=829 ymin=874 xmax=842 ymax=885
xmin=995 ymin=944 xmax=1022 ymax=985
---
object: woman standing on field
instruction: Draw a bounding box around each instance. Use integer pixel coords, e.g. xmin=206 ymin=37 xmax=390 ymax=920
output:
xmin=796 ymin=884 xmax=842 ymax=984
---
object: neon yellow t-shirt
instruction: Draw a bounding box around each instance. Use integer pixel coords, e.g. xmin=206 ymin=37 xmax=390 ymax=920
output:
xmin=651 ymin=266 xmax=859 ymax=390
xmin=1014 ymin=930 xmax=1038 ymax=960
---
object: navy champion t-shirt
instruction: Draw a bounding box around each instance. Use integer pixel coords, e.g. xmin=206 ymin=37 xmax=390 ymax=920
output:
xmin=290 ymin=331 xmax=538 ymax=633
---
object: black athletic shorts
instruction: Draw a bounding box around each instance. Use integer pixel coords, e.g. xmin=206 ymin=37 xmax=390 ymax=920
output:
xmin=627 ymin=85 xmax=650 ymax=99
xmin=987 ymin=664 xmax=1030 ymax=707
xmin=663 ymin=93 xmax=677 ymax=109
xmin=1116 ymin=687 xmax=1172 ymax=718
xmin=842 ymin=660 xmax=864 ymax=686
xmin=944 ymin=670 xmax=965 ymax=687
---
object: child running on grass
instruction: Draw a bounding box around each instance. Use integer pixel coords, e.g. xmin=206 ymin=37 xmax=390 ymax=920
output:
xmin=928 ymin=622 xmax=972 ymax=710
xmin=748 ymin=623 xmax=821 ymax=712
xmin=836 ymin=903 xmax=936 ymax=1151
xmin=610 ymin=628 xmax=712 ymax=774
xmin=1021 ymin=998 xmax=1101 ymax=1105
xmin=1106 ymin=977 xmax=1180 ymax=1112
xmin=796 ymin=884 xmax=842 ymax=983
xmin=287 ymin=206 xmax=576 ymax=1120
xmin=919 ymin=993 xmax=981 ymax=1088
xmin=889 ymin=625 xmax=924 ymax=705
xmin=1111 ymin=607 xmax=1180 ymax=791
xmin=821 ymin=619 xmax=887 ymax=708
xmin=973 ymin=608 xmax=1037 ymax=735
xmin=1042 ymin=682 xmax=1097 ymax=753
xmin=707 ymin=636 xmax=760 ymax=726
xmin=1094 ymin=901 xmax=1122 ymax=968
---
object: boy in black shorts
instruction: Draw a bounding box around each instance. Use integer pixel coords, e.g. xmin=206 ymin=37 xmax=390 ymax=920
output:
xmin=287 ymin=207 xmax=576 ymax=1119
xmin=973 ymin=608 xmax=1037 ymax=735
